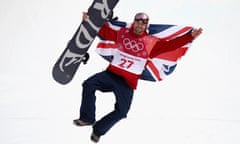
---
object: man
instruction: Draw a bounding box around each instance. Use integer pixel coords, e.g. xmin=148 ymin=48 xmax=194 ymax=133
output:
xmin=74 ymin=12 xmax=202 ymax=143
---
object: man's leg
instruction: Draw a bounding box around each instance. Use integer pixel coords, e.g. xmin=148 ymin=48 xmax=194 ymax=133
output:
xmin=78 ymin=71 xmax=114 ymax=124
xmin=92 ymin=73 xmax=134 ymax=137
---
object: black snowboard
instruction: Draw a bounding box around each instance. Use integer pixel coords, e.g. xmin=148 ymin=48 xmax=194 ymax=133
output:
xmin=52 ymin=0 xmax=119 ymax=84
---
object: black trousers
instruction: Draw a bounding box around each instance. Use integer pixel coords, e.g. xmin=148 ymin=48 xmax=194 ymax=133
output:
xmin=80 ymin=70 xmax=134 ymax=136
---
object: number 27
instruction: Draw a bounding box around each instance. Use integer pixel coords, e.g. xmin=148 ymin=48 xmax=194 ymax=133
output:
xmin=118 ymin=58 xmax=134 ymax=69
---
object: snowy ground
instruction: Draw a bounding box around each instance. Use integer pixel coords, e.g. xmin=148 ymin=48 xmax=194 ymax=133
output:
xmin=1 ymin=0 xmax=240 ymax=143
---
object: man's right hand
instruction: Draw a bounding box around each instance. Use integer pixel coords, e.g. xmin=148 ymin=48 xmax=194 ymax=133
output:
xmin=82 ymin=12 xmax=89 ymax=21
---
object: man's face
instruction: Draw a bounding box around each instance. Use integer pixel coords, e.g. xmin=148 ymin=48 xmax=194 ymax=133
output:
xmin=133 ymin=19 xmax=148 ymax=35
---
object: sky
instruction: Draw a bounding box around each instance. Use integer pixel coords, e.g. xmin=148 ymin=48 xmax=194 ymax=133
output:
xmin=0 ymin=0 xmax=240 ymax=144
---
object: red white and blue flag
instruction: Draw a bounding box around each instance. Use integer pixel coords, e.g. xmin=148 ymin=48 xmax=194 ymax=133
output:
xmin=96 ymin=20 xmax=193 ymax=82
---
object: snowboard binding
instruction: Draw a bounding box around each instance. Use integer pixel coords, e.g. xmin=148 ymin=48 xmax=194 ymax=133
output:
xmin=82 ymin=52 xmax=90 ymax=64
xmin=107 ymin=10 xmax=118 ymax=21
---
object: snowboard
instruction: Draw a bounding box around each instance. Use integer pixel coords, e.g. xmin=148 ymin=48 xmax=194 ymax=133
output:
xmin=52 ymin=0 xmax=119 ymax=84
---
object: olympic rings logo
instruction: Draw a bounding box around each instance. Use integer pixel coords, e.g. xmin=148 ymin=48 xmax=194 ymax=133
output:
xmin=123 ymin=38 xmax=144 ymax=52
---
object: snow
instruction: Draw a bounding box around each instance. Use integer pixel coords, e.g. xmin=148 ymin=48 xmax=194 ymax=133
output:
xmin=1 ymin=0 xmax=240 ymax=143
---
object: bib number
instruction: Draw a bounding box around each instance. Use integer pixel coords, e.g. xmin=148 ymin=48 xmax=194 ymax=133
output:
xmin=111 ymin=51 xmax=147 ymax=74
xmin=118 ymin=58 xmax=134 ymax=69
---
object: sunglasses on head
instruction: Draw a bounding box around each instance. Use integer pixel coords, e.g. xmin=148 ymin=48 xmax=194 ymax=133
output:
xmin=134 ymin=18 xmax=149 ymax=24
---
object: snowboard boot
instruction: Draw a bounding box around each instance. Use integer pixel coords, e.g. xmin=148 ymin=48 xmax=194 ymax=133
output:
xmin=90 ymin=131 xmax=100 ymax=143
xmin=73 ymin=119 xmax=93 ymax=126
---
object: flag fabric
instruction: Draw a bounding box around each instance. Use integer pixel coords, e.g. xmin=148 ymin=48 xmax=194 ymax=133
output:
xmin=96 ymin=20 xmax=193 ymax=82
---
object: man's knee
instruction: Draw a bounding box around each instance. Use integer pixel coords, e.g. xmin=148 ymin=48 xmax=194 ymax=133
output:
xmin=82 ymin=80 xmax=90 ymax=88
xmin=82 ymin=77 xmax=96 ymax=88
xmin=115 ymin=107 xmax=130 ymax=119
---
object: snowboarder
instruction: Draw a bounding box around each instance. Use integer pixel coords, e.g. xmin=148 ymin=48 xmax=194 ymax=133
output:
xmin=74 ymin=12 xmax=203 ymax=143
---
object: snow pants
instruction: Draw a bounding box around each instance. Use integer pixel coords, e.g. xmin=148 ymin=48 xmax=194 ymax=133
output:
xmin=79 ymin=70 xmax=134 ymax=136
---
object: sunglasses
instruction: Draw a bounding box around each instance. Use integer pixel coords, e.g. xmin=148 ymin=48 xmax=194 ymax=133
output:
xmin=134 ymin=18 xmax=149 ymax=24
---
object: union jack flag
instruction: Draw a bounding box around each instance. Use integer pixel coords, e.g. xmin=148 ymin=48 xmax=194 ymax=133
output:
xmin=96 ymin=20 xmax=193 ymax=82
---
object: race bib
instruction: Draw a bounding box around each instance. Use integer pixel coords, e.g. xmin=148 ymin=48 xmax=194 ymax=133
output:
xmin=111 ymin=50 xmax=147 ymax=74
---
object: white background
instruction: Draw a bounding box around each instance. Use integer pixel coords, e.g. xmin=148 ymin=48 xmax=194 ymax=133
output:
xmin=1 ymin=0 xmax=240 ymax=143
